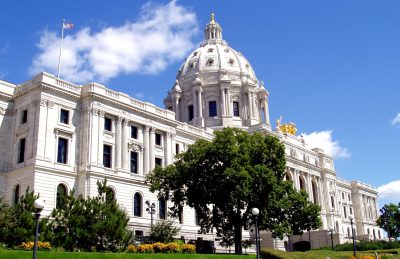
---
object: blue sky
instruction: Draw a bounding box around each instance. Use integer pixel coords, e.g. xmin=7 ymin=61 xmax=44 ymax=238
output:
xmin=1 ymin=1 xmax=399 ymax=206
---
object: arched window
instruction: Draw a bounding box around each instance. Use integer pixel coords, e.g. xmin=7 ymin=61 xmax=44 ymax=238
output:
xmin=312 ymin=181 xmax=318 ymax=204
xmin=56 ymin=184 xmax=67 ymax=209
xmin=13 ymin=184 xmax=20 ymax=205
xmin=299 ymin=176 xmax=306 ymax=191
xmin=367 ymin=228 xmax=370 ymax=236
xmin=158 ymin=197 xmax=166 ymax=220
xmin=285 ymin=172 xmax=292 ymax=181
xmin=134 ymin=193 xmax=142 ymax=217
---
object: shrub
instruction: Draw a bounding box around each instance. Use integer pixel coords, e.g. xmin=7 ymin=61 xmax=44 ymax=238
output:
xmin=153 ymin=242 xmax=168 ymax=253
xmin=137 ymin=244 xmax=154 ymax=253
xmin=167 ymin=242 xmax=181 ymax=253
xmin=126 ymin=244 xmax=137 ymax=253
xmin=19 ymin=241 xmax=51 ymax=251
xmin=181 ymin=243 xmax=196 ymax=254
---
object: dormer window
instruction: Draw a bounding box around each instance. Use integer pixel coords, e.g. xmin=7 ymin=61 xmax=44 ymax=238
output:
xmin=189 ymin=62 xmax=194 ymax=68
xmin=206 ymin=58 xmax=214 ymax=66
xmin=208 ymin=48 xmax=214 ymax=53
xmin=193 ymin=51 xmax=198 ymax=56
xmin=224 ymin=48 xmax=230 ymax=53
xmin=228 ymin=58 xmax=235 ymax=65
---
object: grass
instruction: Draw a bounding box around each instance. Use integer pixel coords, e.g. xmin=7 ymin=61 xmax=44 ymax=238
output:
xmin=0 ymin=250 xmax=252 ymax=259
xmin=261 ymin=248 xmax=400 ymax=259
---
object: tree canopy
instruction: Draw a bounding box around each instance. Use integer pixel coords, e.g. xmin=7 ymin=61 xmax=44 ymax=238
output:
xmin=147 ymin=128 xmax=321 ymax=254
xmin=376 ymin=203 xmax=400 ymax=240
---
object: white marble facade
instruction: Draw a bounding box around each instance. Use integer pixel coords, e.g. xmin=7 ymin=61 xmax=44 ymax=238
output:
xmin=0 ymin=15 xmax=381 ymax=250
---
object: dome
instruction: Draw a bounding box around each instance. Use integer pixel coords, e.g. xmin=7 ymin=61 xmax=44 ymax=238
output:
xmin=175 ymin=14 xmax=258 ymax=87
xmin=165 ymin=13 xmax=270 ymax=130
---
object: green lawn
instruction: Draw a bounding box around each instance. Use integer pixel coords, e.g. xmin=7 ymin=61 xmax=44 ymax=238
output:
xmin=0 ymin=250 xmax=252 ymax=259
xmin=261 ymin=248 xmax=400 ymax=259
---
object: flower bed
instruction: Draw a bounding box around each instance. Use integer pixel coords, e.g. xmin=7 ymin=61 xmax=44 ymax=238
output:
xmin=127 ymin=242 xmax=196 ymax=254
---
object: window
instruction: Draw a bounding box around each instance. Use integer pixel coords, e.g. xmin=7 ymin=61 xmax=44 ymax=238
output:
xmin=134 ymin=193 xmax=142 ymax=217
xmin=299 ymin=176 xmax=305 ymax=190
xmin=104 ymin=117 xmax=112 ymax=131
xmin=155 ymin=133 xmax=162 ymax=146
xmin=17 ymin=138 xmax=26 ymax=163
xmin=175 ymin=143 xmax=180 ymax=154
xmin=233 ymin=101 xmax=239 ymax=117
xmin=349 ymin=207 xmax=353 ymax=215
xmin=56 ymin=184 xmax=67 ymax=209
xmin=131 ymin=126 xmax=138 ymax=139
xmin=21 ymin=109 xmax=28 ymax=124
xmin=159 ymin=197 xmax=166 ymax=220
xmin=188 ymin=105 xmax=194 ymax=121
xmin=103 ymin=144 xmax=112 ymax=168
xmin=331 ymin=196 xmax=335 ymax=209
xmin=342 ymin=192 xmax=345 ymax=200
xmin=57 ymin=138 xmax=68 ymax=164
xmin=348 ymin=194 xmax=351 ymax=201
xmin=14 ymin=184 xmax=20 ymax=205
xmin=178 ymin=205 xmax=183 ymax=224
xmin=343 ymin=206 xmax=347 ymax=218
xmin=135 ymin=230 xmax=144 ymax=237
xmin=155 ymin=158 xmax=162 ymax=167
xmin=209 ymin=101 xmax=217 ymax=117
xmin=130 ymin=152 xmax=138 ymax=174
xmin=60 ymin=109 xmax=69 ymax=124
xmin=195 ymin=211 xmax=200 ymax=226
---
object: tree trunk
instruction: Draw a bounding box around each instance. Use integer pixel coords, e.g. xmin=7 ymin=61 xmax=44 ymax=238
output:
xmin=234 ymin=224 xmax=242 ymax=254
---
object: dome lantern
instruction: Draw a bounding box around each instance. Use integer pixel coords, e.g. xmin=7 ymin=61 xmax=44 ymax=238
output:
xmin=204 ymin=13 xmax=222 ymax=42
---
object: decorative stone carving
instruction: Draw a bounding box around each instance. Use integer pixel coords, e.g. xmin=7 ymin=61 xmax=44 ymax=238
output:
xmin=128 ymin=141 xmax=144 ymax=152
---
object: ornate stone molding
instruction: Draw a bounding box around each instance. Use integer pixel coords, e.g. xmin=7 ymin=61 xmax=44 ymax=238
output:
xmin=128 ymin=141 xmax=144 ymax=152
xmin=155 ymin=145 xmax=164 ymax=152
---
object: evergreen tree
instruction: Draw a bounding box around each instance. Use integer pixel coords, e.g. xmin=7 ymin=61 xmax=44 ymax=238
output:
xmin=149 ymin=219 xmax=180 ymax=243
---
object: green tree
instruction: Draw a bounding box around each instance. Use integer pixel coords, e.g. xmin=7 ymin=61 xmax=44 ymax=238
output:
xmin=376 ymin=203 xmax=400 ymax=240
xmin=149 ymin=219 xmax=180 ymax=243
xmin=147 ymin=128 xmax=321 ymax=254
xmin=46 ymin=179 xmax=132 ymax=251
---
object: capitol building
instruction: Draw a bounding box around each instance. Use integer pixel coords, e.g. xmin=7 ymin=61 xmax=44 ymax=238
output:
xmin=0 ymin=14 xmax=381 ymax=251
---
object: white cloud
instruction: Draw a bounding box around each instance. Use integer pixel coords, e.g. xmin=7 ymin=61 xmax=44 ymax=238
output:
xmin=29 ymin=0 xmax=198 ymax=83
xmin=390 ymin=113 xmax=400 ymax=125
xmin=302 ymin=130 xmax=350 ymax=158
xmin=377 ymin=180 xmax=400 ymax=202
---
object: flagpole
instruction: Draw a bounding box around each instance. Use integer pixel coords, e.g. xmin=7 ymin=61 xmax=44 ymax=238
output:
xmin=57 ymin=20 xmax=65 ymax=79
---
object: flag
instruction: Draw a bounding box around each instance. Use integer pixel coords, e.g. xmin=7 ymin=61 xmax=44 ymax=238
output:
xmin=63 ymin=22 xmax=74 ymax=29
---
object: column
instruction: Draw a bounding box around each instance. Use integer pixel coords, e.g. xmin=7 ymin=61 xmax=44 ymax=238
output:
xmin=293 ymin=169 xmax=300 ymax=191
xmin=121 ymin=119 xmax=129 ymax=170
xmin=98 ymin=110 xmax=105 ymax=165
xmin=165 ymin=132 xmax=172 ymax=165
xmin=263 ymin=98 xmax=270 ymax=125
xmin=221 ymin=88 xmax=226 ymax=116
xmin=247 ymin=92 xmax=253 ymax=118
xmin=143 ymin=125 xmax=150 ymax=175
xmin=193 ymin=90 xmax=197 ymax=119
xmin=174 ymin=97 xmax=180 ymax=121
xmin=226 ymin=89 xmax=231 ymax=115
xmin=198 ymin=89 xmax=203 ymax=118
xmin=116 ymin=117 xmax=122 ymax=169
xmin=149 ymin=127 xmax=155 ymax=171
xmin=171 ymin=134 xmax=176 ymax=158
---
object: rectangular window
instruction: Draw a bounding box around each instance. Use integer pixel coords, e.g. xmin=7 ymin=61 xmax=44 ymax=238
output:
xmin=178 ymin=205 xmax=183 ymax=224
xmin=342 ymin=192 xmax=345 ymax=199
xmin=350 ymin=207 xmax=353 ymax=215
xmin=330 ymin=196 xmax=335 ymax=209
xmin=155 ymin=157 xmax=162 ymax=167
xmin=188 ymin=105 xmax=194 ymax=121
xmin=131 ymin=126 xmax=138 ymax=139
xmin=233 ymin=101 xmax=240 ymax=117
xmin=60 ymin=109 xmax=70 ymax=124
xmin=209 ymin=101 xmax=217 ymax=117
xmin=130 ymin=151 xmax=138 ymax=174
xmin=17 ymin=138 xmax=26 ymax=163
xmin=104 ymin=117 xmax=112 ymax=131
xmin=343 ymin=206 xmax=347 ymax=218
xmin=155 ymin=133 xmax=162 ymax=146
xmin=21 ymin=110 xmax=28 ymax=124
xmin=103 ymin=144 xmax=112 ymax=168
xmin=348 ymin=194 xmax=351 ymax=201
xmin=175 ymin=143 xmax=180 ymax=154
xmin=134 ymin=230 xmax=144 ymax=237
xmin=57 ymin=137 xmax=68 ymax=164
